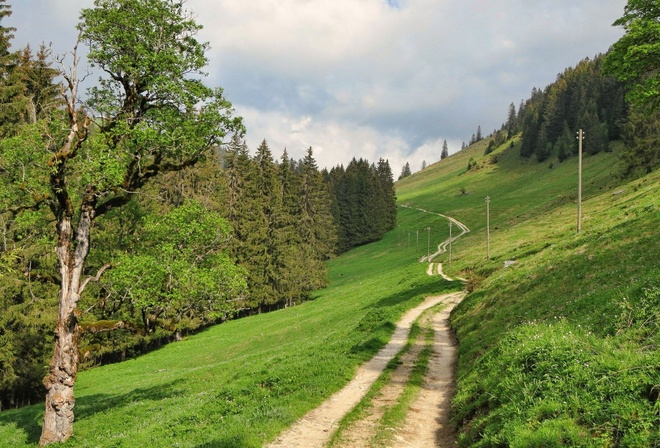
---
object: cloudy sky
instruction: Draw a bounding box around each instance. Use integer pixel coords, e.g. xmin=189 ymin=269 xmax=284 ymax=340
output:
xmin=9 ymin=0 xmax=627 ymax=174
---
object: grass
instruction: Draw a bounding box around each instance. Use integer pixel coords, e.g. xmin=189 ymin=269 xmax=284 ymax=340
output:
xmin=0 ymin=217 xmax=462 ymax=446
xmin=1 ymin=136 xmax=658 ymax=447
xmin=397 ymin=139 xmax=660 ymax=446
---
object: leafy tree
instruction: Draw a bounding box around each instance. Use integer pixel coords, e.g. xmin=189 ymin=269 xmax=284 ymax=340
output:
xmin=605 ymin=0 xmax=660 ymax=110
xmin=605 ymin=1 xmax=660 ymax=174
xmin=620 ymin=106 xmax=660 ymax=175
xmin=1 ymin=0 xmax=242 ymax=443
xmin=103 ymin=201 xmax=246 ymax=335
xmin=441 ymin=139 xmax=449 ymax=159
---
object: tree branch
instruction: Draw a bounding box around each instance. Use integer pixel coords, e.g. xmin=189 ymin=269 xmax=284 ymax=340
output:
xmin=79 ymin=263 xmax=112 ymax=294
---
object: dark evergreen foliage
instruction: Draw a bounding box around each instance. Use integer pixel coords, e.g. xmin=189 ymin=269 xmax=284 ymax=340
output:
xmin=326 ymin=157 xmax=397 ymax=253
xmin=398 ymin=161 xmax=412 ymax=179
xmin=518 ymin=56 xmax=627 ymax=161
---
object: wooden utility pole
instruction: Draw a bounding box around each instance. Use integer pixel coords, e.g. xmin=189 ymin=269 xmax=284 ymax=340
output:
xmin=577 ymin=129 xmax=584 ymax=233
xmin=416 ymin=230 xmax=419 ymax=259
xmin=427 ymin=227 xmax=431 ymax=258
xmin=448 ymin=221 xmax=453 ymax=267
xmin=485 ymin=196 xmax=490 ymax=260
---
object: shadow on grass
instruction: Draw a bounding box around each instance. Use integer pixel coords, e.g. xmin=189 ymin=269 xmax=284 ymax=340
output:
xmin=350 ymin=276 xmax=461 ymax=359
xmin=192 ymin=436 xmax=251 ymax=448
xmin=0 ymin=380 xmax=185 ymax=446
xmin=370 ymin=276 xmax=459 ymax=309
xmin=74 ymin=379 xmax=186 ymax=421
xmin=0 ymin=402 xmax=42 ymax=445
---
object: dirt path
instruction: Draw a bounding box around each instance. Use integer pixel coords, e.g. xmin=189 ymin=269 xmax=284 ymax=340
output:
xmin=338 ymin=313 xmax=430 ymax=447
xmin=399 ymin=205 xmax=470 ymax=263
xmin=269 ymin=207 xmax=469 ymax=448
xmin=267 ymin=292 xmax=465 ymax=448
xmin=392 ymin=293 xmax=463 ymax=447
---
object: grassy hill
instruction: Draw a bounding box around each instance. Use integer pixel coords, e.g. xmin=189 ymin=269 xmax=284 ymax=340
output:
xmin=1 ymin=136 xmax=658 ymax=447
xmin=397 ymin=139 xmax=660 ymax=446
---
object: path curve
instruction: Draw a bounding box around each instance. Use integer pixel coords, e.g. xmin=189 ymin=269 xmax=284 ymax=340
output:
xmin=399 ymin=205 xmax=470 ymax=263
xmin=266 ymin=292 xmax=465 ymax=448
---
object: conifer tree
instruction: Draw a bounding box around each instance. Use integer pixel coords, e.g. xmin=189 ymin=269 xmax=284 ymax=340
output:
xmin=441 ymin=140 xmax=449 ymax=159
xmin=376 ymin=158 xmax=397 ymax=231
xmin=297 ymin=147 xmax=336 ymax=290
xmin=251 ymin=139 xmax=281 ymax=310
xmin=0 ymin=0 xmax=14 ymax=63
xmin=398 ymin=161 xmax=411 ymax=180
xmin=273 ymin=149 xmax=306 ymax=306
xmin=506 ymin=102 xmax=517 ymax=139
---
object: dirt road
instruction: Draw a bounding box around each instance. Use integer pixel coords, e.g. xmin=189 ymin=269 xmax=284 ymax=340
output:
xmin=267 ymin=292 xmax=464 ymax=448
xmin=268 ymin=208 xmax=469 ymax=447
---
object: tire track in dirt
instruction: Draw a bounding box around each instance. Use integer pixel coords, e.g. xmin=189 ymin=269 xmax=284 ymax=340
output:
xmin=266 ymin=292 xmax=465 ymax=448
xmin=391 ymin=293 xmax=463 ymax=447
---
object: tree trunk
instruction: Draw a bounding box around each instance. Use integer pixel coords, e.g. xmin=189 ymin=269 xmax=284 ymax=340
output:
xmin=40 ymin=205 xmax=94 ymax=446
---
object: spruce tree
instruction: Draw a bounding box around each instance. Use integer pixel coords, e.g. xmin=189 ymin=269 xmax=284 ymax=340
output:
xmin=273 ymin=149 xmax=306 ymax=306
xmin=506 ymin=102 xmax=517 ymax=139
xmin=376 ymin=158 xmax=397 ymax=231
xmin=251 ymin=139 xmax=281 ymax=309
xmin=441 ymin=140 xmax=449 ymax=159
xmin=0 ymin=0 xmax=14 ymax=62
xmin=297 ymin=147 xmax=336 ymax=291
xmin=398 ymin=162 xmax=411 ymax=180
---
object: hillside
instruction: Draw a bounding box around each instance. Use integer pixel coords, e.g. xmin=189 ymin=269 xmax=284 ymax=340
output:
xmin=397 ymin=138 xmax=660 ymax=446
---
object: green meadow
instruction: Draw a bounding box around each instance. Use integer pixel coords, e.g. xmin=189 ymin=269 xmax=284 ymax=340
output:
xmin=1 ymin=137 xmax=658 ymax=446
xmin=397 ymin=139 xmax=660 ymax=446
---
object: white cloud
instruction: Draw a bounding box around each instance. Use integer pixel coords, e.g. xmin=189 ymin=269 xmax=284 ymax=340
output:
xmin=9 ymin=0 xmax=628 ymax=173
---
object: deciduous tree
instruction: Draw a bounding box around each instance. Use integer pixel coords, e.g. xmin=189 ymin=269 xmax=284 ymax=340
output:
xmin=605 ymin=0 xmax=660 ymax=110
xmin=1 ymin=0 xmax=242 ymax=444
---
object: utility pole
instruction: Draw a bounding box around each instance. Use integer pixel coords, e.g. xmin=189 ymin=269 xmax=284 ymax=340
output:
xmin=416 ymin=230 xmax=419 ymax=260
xmin=448 ymin=221 xmax=452 ymax=268
xmin=485 ymin=196 xmax=490 ymax=260
xmin=427 ymin=227 xmax=430 ymax=258
xmin=577 ymin=129 xmax=584 ymax=233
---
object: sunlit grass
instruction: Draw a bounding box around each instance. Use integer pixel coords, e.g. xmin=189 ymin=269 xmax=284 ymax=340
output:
xmin=1 ymin=137 xmax=657 ymax=447
xmin=0 ymin=211 xmax=461 ymax=447
xmin=398 ymin=140 xmax=660 ymax=446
